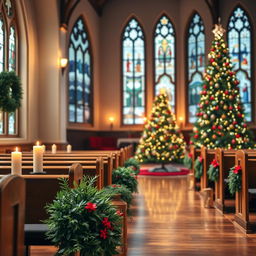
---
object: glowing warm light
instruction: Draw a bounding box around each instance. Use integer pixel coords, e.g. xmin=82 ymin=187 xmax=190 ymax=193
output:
xmin=109 ymin=117 xmax=115 ymax=123
xmin=143 ymin=117 xmax=147 ymax=123
xmin=179 ymin=117 xmax=184 ymax=121
xmin=15 ymin=147 xmax=18 ymax=152
xmin=36 ymin=141 xmax=40 ymax=146
xmin=60 ymin=24 xmax=67 ymax=32
xmin=59 ymin=58 xmax=68 ymax=68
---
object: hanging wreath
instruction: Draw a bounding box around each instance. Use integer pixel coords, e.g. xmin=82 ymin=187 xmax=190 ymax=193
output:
xmin=194 ymin=156 xmax=203 ymax=179
xmin=0 ymin=71 xmax=22 ymax=112
xmin=183 ymin=153 xmax=192 ymax=169
xmin=227 ymin=165 xmax=242 ymax=195
xmin=207 ymin=159 xmax=219 ymax=182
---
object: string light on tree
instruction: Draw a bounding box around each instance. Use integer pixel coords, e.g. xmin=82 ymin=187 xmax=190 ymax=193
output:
xmin=135 ymin=90 xmax=186 ymax=168
xmin=191 ymin=20 xmax=255 ymax=149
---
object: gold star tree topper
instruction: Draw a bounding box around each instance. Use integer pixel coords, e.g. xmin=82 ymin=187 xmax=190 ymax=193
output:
xmin=212 ymin=18 xmax=226 ymax=37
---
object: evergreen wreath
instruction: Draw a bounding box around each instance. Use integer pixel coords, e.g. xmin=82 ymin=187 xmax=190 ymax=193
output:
xmin=45 ymin=177 xmax=122 ymax=256
xmin=183 ymin=153 xmax=193 ymax=169
xmin=194 ymin=156 xmax=203 ymax=179
xmin=0 ymin=71 xmax=22 ymax=112
xmin=207 ymin=159 xmax=219 ymax=182
xmin=124 ymin=158 xmax=140 ymax=175
xmin=228 ymin=165 xmax=242 ymax=195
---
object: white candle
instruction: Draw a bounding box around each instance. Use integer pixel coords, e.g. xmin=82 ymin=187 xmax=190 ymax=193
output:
xmin=67 ymin=144 xmax=72 ymax=153
xmin=42 ymin=144 xmax=46 ymax=153
xmin=52 ymin=144 xmax=57 ymax=154
xmin=11 ymin=147 xmax=22 ymax=175
xmin=33 ymin=141 xmax=44 ymax=173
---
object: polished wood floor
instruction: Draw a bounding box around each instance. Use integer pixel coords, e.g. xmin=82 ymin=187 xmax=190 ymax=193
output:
xmin=32 ymin=176 xmax=256 ymax=255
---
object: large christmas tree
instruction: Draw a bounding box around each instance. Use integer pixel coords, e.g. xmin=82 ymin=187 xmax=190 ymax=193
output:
xmin=135 ymin=91 xmax=186 ymax=165
xmin=191 ymin=23 xmax=255 ymax=149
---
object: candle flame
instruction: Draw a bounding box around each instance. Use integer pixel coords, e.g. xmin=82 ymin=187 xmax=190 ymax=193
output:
xmin=15 ymin=147 xmax=18 ymax=152
xmin=36 ymin=141 xmax=40 ymax=146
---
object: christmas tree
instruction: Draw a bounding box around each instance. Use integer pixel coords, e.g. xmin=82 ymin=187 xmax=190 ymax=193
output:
xmin=191 ymin=22 xmax=255 ymax=149
xmin=135 ymin=91 xmax=186 ymax=166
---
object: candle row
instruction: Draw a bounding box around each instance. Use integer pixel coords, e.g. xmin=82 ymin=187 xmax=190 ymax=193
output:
xmin=11 ymin=143 xmax=72 ymax=175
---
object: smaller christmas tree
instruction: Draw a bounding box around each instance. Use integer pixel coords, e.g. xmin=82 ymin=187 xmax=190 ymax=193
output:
xmin=135 ymin=91 xmax=186 ymax=167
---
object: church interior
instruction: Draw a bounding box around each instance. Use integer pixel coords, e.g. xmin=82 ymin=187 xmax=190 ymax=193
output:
xmin=1 ymin=0 xmax=256 ymax=255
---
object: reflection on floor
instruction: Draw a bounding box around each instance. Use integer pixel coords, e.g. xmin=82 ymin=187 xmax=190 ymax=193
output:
xmin=32 ymin=176 xmax=256 ymax=256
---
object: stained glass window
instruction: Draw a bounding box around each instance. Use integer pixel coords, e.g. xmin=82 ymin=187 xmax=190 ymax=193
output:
xmin=0 ymin=0 xmax=18 ymax=136
xmin=187 ymin=13 xmax=205 ymax=123
xmin=228 ymin=6 xmax=252 ymax=121
xmin=154 ymin=15 xmax=175 ymax=110
xmin=69 ymin=18 xmax=92 ymax=124
xmin=122 ymin=18 xmax=145 ymax=125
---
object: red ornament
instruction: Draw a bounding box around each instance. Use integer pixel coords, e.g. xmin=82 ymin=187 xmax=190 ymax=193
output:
xmin=237 ymin=113 xmax=243 ymax=118
xmin=194 ymin=134 xmax=199 ymax=139
xmin=224 ymin=90 xmax=229 ymax=95
xmin=243 ymin=123 xmax=247 ymax=128
xmin=233 ymin=121 xmax=237 ymax=125
xmin=225 ymin=62 xmax=229 ymax=66
xmin=234 ymin=80 xmax=239 ymax=85
xmin=235 ymin=134 xmax=241 ymax=138
xmin=215 ymin=106 xmax=219 ymax=110
xmin=229 ymin=106 xmax=233 ymax=110
xmin=218 ymin=125 xmax=222 ymax=130
xmin=237 ymin=105 xmax=241 ymax=110
xmin=212 ymin=125 xmax=216 ymax=130
xmin=205 ymin=100 xmax=209 ymax=105
xmin=210 ymin=96 xmax=215 ymax=100
xmin=231 ymin=139 xmax=236 ymax=144
xmin=203 ymin=84 xmax=207 ymax=89
xmin=210 ymin=58 xmax=215 ymax=63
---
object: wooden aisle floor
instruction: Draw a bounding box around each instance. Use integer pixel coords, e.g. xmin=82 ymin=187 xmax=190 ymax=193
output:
xmin=32 ymin=176 xmax=256 ymax=255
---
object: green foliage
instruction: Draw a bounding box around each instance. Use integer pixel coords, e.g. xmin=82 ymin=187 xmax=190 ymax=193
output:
xmin=228 ymin=166 xmax=242 ymax=195
xmin=0 ymin=71 xmax=23 ymax=112
xmin=183 ymin=153 xmax=192 ymax=169
xmin=112 ymin=167 xmax=138 ymax=193
xmin=45 ymin=177 xmax=122 ymax=256
xmin=124 ymin=158 xmax=140 ymax=175
xmin=207 ymin=164 xmax=219 ymax=182
xmin=135 ymin=92 xmax=186 ymax=163
xmin=191 ymin=26 xmax=255 ymax=149
xmin=103 ymin=184 xmax=133 ymax=210
xmin=194 ymin=157 xmax=203 ymax=179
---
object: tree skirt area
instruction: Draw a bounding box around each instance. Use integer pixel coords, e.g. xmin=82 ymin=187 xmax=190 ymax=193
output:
xmin=139 ymin=163 xmax=189 ymax=176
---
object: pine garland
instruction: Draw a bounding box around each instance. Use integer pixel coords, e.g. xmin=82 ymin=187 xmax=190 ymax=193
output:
xmin=183 ymin=153 xmax=192 ymax=169
xmin=207 ymin=159 xmax=219 ymax=182
xmin=228 ymin=165 xmax=242 ymax=195
xmin=194 ymin=156 xmax=203 ymax=179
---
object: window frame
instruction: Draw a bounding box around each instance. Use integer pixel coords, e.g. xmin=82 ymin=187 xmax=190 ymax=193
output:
xmin=120 ymin=16 xmax=147 ymax=127
xmin=67 ymin=16 xmax=94 ymax=128
xmin=185 ymin=11 xmax=205 ymax=125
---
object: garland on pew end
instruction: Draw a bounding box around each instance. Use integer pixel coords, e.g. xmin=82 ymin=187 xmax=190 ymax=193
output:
xmin=207 ymin=159 xmax=219 ymax=182
xmin=194 ymin=156 xmax=203 ymax=179
xmin=124 ymin=158 xmax=140 ymax=175
xmin=228 ymin=165 xmax=242 ymax=195
xmin=183 ymin=153 xmax=192 ymax=169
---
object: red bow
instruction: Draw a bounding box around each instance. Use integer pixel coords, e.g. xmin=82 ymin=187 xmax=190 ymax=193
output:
xmin=198 ymin=156 xmax=203 ymax=163
xmin=188 ymin=153 xmax=193 ymax=158
xmin=85 ymin=202 xmax=97 ymax=212
xmin=211 ymin=159 xmax=219 ymax=168
xmin=233 ymin=165 xmax=242 ymax=174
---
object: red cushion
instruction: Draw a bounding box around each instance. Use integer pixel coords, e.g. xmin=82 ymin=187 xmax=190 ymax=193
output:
xmin=89 ymin=137 xmax=117 ymax=150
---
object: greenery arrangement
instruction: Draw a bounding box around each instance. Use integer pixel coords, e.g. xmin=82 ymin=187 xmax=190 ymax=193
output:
xmin=135 ymin=92 xmax=186 ymax=164
xmin=228 ymin=165 xmax=242 ymax=195
xmin=45 ymin=177 xmax=122 ymax=256
xmin=0 ymin=71 xmax=22 ymax=112
xmin=112 ymin=167 xmax=138 ymax=193
xmin=207 ymin=159 xmax=219 ymax=182
xmin=103 ymin=184 xmax=133 ymax=210
xmin=124 ymin=158 xmax=140 ymax=175
xmin=191 ymin=23 xmax=254 ymax=149
xmin=183 ymin=153 xmax=192 ymax=169
xmin=194 ymin=156 xmax=203 ymax=179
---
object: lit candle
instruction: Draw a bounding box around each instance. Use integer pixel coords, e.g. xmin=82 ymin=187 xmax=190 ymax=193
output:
xmin=52 ymin=144 xmax=57 ymax=154
xmin=33 ymin=141 xmax=44 ymax=173
xmin=67 ymin=144 xmax=72 ymax=153
xmin=42 ymin=144 xmax=46 ymax=153
xmin=11 ymin=147 xmax=22 ymax=175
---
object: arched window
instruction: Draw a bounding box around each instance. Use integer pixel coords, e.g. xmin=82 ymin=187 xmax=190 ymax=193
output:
xmin=154 ymin=15 xmax=175 ymax=110
xmin=68 ymin=18 xmax=93 ymax=124
xmin=228 ymin=6 xmax=252 ymax=121
xmin=0 ymin=0 xmax=18 ymax=136
xmin=187 ymin=13 xmax=205 ymax=123
xmin=121 ymin=18 xmax=145 ymax=125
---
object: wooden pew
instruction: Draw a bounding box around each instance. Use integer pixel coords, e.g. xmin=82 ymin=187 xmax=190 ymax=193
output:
xmin=215 ymin=148 xmax=236 ymax=213
xmin=234 ymin=150 xmax=256 ymax=233
xmin=189 ymin=146 xmax=201 ymax=190
xmin=24 ymin=163 xmax=83 ymax=255
xmin=0 ymin=157 xmax=104 ymax=189
xmin=200 ymin=146 xmax=216 ymax=191
xmin=0 ymin=174 xmax=25 ymax=256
